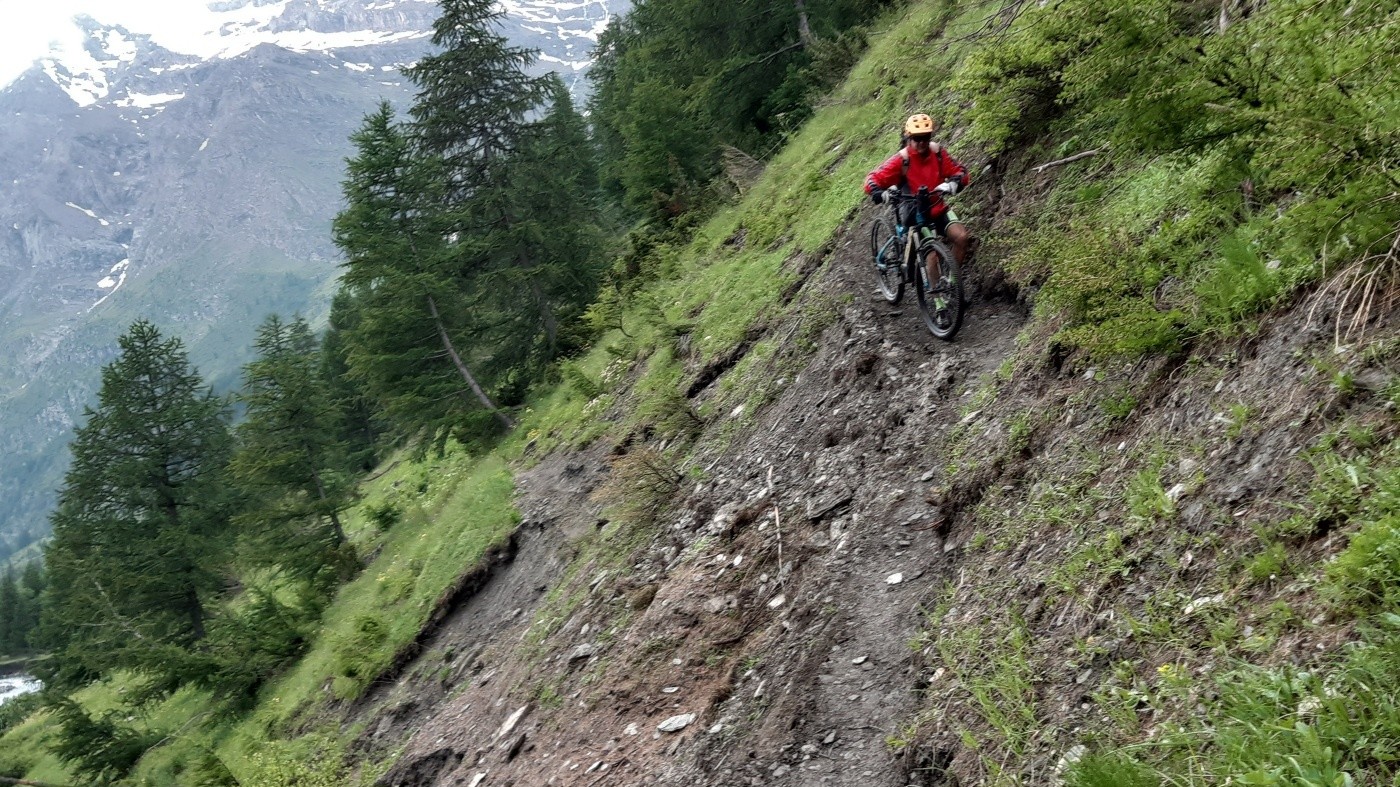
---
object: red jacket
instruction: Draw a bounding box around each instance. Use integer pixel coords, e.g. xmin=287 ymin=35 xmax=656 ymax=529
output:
xmin=864 ymin=143 xmax=968 ymax=217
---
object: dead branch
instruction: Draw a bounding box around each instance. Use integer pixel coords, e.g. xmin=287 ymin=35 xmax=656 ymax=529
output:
xmin=943 ymin=0 xmax=1032 ymax=46
xmin=1032 ymin=149 xmax=1101 ymax=173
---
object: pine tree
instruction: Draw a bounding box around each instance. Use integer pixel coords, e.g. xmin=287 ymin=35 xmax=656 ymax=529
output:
xmin=335 ymin=104 xmax=514 ymax=437
xmin=15 ymin=561 xmax=43 ymax=652
xmin=335 ymin=0 xmax=610 ymax=441
xmin=40 ymin=320 xmax=233 ymax=689
xmin=322 ymin=290 xmax=385 ymax=471
xmin=475 ymin=76 xmax=609 ymax=381
xmin=0 ymin=571 xmax=20 ymax=653
xmin=231 ymin=315 xmax=357 ymax=580
xmin=407 ymin=0 xmax=548 ymax=199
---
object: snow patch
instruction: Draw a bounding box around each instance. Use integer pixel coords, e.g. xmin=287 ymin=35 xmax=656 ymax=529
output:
xmin=91 ymin=258 xmax=132 ymax=311
xmin=114 ymin=91 xmax=186 ymax=108
xmin=65 ymin=202 xmax=111 ymax=226
xmin=97 ymin=29 xmax=138 ymax=63
xmin=538 ymin=54 xmax=590 ymax=71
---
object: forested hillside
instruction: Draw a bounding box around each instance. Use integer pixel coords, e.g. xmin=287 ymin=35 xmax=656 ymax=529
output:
xmin=2 ymin=0 xmax=1398 ymax=785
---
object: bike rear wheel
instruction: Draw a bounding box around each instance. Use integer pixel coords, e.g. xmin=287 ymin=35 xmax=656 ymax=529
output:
xmin=870 ymin=217 xmax=903 ymax=304
xmin=914 ymin=239 xmax=964 ymax=340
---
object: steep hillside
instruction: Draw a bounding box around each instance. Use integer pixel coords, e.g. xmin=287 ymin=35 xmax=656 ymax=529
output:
xmin=359 ymin=146 xmax=1396 ymax=786
xmin=352 ymin=2 xmax=1400 ymax=785
xmin=3 ymin=0 xmax=1395 ymax=785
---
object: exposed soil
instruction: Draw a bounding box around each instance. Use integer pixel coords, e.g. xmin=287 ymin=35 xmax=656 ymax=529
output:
xmin=355 ymin=188 xmax=1398 ymax=786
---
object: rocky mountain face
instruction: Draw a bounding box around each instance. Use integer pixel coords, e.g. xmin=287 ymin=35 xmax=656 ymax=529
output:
xmin=0 ymin=0 xmax=624 ymax=562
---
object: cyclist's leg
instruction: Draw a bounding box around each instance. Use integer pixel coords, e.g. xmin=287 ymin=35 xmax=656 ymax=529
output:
xmin=931 ymin=211 xmax=969 ymax=264
xmin=925 ymin=212 xmax=950 ymax=290
xmin=930 ymin=211 xmax=970 ymax=307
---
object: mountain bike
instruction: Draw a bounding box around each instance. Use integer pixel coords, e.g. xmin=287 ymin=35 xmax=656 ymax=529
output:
xmin=869 ymin=187 xmax=964 ymax=340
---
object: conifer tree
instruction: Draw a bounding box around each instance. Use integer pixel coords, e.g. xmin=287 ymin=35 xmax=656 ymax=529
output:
xmin=231 ymin=315 xmax=357 ymax=580
xmin=335 ymin=1 xmax=610 ymax=440
xmin=40 ymin=320 xmax=233 ymax=689
xmin=322 ymin=290 xmax=384 ymax=471
xmin=334 ymin=104 xmax=515 ymax=436
xmin=0 ymin=571 xmax=21 ymax=653
xmin=477 ymin=76 xmax=609 ymax=380
xmin=407 ymin=0 xmax=547 ymax=199
xmin=588 ymin=0 xmax=880 ymax=218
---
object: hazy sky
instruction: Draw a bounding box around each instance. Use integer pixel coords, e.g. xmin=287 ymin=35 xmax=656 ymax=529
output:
xmin=0 ymin=0 xmax=224 ymax=86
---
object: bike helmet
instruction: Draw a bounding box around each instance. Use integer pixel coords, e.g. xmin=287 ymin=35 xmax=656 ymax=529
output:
xmin=904 ymin=113 xmax=936 ymax=135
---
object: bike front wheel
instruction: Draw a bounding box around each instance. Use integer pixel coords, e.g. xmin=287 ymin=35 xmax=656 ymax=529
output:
xmin=914 ymin=239 xmax=964 ymax=340
xmin=870 ymin=217 xmax=904 ymax=304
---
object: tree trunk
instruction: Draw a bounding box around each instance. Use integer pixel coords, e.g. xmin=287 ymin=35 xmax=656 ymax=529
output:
xmin=185 ymin=586 xmax=206 ymax=642
xmin=794 ymin=0 xmax=815 ymax=47
xmin=526 ymin=262 xmax=560 ymax=355
xmin=426 ymin=295 xmax=516 ymax=430
xmin=159 ymin=487 xmax=205 ymax=642
xmin=308 ymin=461 xmax=350 ymax=548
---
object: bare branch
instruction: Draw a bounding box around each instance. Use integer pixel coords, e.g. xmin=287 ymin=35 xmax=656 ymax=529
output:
xmin=1032 ymin=149 xmax=1101 ymax=173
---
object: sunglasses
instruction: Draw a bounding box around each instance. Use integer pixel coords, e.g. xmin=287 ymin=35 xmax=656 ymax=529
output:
xmin=909 ymin=134 xmax=932 ymax=144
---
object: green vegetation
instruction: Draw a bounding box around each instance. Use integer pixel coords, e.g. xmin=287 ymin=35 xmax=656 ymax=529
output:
xmin=962 ymin=0 xmax=1399 ymax=359
xmin=588 ymin=0 xmax=880 ymax=218
xmin=0 ymin=562 xmax=43 ymax=655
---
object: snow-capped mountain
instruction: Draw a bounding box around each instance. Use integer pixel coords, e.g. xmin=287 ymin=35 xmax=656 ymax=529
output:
xmin=0 ymin=0 xmax=626 ymax=563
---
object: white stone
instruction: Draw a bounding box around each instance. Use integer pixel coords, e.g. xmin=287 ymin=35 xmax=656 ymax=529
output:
xmin=1053 ymin=745 xmax=1087 ymax=783
xmin=496 ymin=706 xmax=528 ymax=739
xmin=886 ymin=573 xmax=903 ymax=585
xmin=1183 ymin=594 xmax=1224 ymax=616
xmin=658 ymin=713 xmax=697 ymax=733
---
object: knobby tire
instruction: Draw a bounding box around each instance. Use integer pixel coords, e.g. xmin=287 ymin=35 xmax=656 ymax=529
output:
xmin=870 ymin=217 xmax=903 ymax=304
xmin=914 ymin=238 xmax=964 ymax=340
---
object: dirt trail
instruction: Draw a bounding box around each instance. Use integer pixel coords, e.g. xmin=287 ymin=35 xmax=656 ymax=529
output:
xmin=362 ymin=207 xmax=1032 ymax=786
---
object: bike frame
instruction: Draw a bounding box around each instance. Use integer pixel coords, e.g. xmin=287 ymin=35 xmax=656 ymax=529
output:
xmin=877 ymin=195 xmax=944 ymax=282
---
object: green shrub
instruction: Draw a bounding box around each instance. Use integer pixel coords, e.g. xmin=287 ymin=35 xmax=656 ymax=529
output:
xmin=1065 ymin=752 xmax=1160 ymax=787
xmin=334 ymin=613 xmax=390 ymax=684
xmin=241 ymin=735 xmax=347 ymax=787
xmin=364 ymin=499 xmax=402 ymax=531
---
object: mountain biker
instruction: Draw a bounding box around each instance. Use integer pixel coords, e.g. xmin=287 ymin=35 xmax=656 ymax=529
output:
xmin=864 ymin=113 xmax=970 ymax=288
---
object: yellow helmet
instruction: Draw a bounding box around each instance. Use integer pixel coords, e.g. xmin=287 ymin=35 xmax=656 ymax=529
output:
xmin=904 ymin=113 xmax=936 ymax=135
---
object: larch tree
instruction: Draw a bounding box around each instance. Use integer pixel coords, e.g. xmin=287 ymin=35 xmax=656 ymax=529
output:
xmin=39 ymin=319 xmax=233 ymax=690
xmin=334 ymin=104 xmax=515 ymax=436
xmin=475 ymin=76 xmax=609 ymax=386
xmin=230 ymin=314 xmax=357 ymax=582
